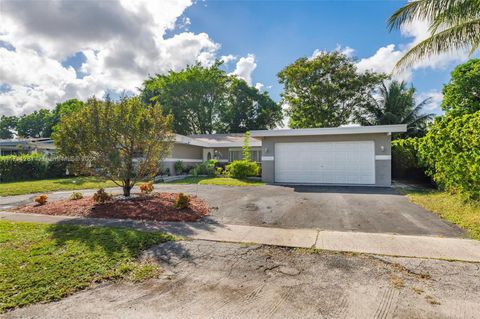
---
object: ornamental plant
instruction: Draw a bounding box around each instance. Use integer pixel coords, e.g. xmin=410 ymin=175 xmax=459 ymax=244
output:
xmin=69 ymin=192 xmax=83 ymax=200
xmin=140 ymin=182 xmax=154 ymax=194
xmin=93 ymin=188 xmax=112 ymax=204
xmin=34 ymin=194 xmax=48 ymax=205
xmin=175 ymin=193 xmax=190 ymax=209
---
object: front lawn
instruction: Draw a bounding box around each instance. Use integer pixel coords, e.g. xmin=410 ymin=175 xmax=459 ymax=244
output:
xmin=0 ymin=176 xmax=117 ymax=196
xmin=402 ymin=189 xmax=480 ymax=240
xmin=0 ymin=221 xmax=174 ymax=312
xmin=168 ymin=176 xmax=265 ymax=186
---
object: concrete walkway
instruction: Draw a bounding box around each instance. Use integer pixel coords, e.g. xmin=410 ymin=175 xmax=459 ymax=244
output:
xmin=2 ymin=211 xmax=480 ymax=262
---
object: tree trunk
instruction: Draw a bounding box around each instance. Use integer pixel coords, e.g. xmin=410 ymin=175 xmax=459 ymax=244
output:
xmin=123 ymin=181 xmax=132 ymax=197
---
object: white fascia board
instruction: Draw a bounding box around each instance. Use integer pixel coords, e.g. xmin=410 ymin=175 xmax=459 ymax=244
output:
xmin=250 ymin=124 xmax=407 ymax=137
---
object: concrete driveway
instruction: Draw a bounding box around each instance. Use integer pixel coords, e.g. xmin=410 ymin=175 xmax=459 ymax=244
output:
xmin=155 ymin=184 xmax=463 ymax=237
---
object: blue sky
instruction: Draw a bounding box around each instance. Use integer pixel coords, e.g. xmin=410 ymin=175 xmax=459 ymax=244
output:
xmin=184 ymin=0 xmax=464 ymax=109
xmin=0 ymin=0 xmax=471 ymax=116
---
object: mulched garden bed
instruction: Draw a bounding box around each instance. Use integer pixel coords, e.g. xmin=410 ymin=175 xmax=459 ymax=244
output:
xmin=15 ymin=193 xmax=209 ymax=222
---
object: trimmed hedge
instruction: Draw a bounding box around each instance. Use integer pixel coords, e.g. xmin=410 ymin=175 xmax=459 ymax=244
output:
xmin=417 ymin=112 xmax=480 ymax=201
xmin=226 ymin=160 xmax=260 ymax=179
xmin=391 ymin=138 xmax=430 ymax=182
xmin=0 ymin=153 xmax=69 ymax=182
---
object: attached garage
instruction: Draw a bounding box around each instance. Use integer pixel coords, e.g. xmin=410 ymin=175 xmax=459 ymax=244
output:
xmin=251 ymin=125 xmax=407 ymax=187
xmin=274 ymin=141 xmax=375 ymax=184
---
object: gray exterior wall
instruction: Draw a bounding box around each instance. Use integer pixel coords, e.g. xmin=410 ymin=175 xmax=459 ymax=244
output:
xmin=162 ymin=143 xmax=203 ymax=175
xmin=260 ymin=133 xmax=392 ymax=187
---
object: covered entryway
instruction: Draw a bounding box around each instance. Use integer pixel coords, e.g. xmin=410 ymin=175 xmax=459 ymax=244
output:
xmin=274 ymin=141 xmax=375 ymax=184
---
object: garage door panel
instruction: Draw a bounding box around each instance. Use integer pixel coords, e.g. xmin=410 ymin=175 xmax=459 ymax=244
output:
xmin=274 ymin=141 xmax=375 ymax=184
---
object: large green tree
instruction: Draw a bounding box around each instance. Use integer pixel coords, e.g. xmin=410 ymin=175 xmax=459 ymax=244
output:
xmin=0 ymin=116 xmax=17 ymax=139
xmin=278 ymin=51 xmax=385 ymax=128
xmin=53 ymin=96 xmax=173 ymax=197
xmin=16 ymin=109 xmax=54 ymax=138
xmin=388 ymin=0 xmax=480 ymax=70
xmin=142 ymin=62 xmax=282 ymax=134
xmin=218 ymin=77 xmax=282 ymax=133
xmin=354 ymin=81 xmax=435 ymax=138
xmin=441 ymin=58 xmax=480 ymax=115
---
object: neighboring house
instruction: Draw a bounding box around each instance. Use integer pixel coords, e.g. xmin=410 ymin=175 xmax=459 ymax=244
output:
xmin=167 ymin=124 xmax=406 ymax=187
xmin=0 ymin=138 xmax=56 ymax=157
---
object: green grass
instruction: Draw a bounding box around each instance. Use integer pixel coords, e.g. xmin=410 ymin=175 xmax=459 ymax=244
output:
xmin=0 ymin=221 xmax=175 ymax=312
xmin=0 ymin=176 xmax=118 ymax=196
xmin=401 ymin=189 xmax=480 ymax=240
xmin=168 ymin=176 xmax=265 ymax=186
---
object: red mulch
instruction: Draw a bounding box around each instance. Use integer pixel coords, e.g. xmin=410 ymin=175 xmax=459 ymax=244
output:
xmin=15 ymin=193 xmax=209 ymax=222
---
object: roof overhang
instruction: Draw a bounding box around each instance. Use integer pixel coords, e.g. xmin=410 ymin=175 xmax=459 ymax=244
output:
xmin=250 ymin=124 xmax=407 ymax=138
xmin=175 ymin=134 xmax=261 ymax=148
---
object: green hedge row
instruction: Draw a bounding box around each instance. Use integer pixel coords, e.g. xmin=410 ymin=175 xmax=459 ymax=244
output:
xmin=393 ymin=111 xmax=480 ymax=201
xmin=391 ymin=138 xmax=430 ymax=182
xmin=417 ymin=112 xmax=480 ymax=201
xmin=0 ymin=153 xmax=69 ymax=182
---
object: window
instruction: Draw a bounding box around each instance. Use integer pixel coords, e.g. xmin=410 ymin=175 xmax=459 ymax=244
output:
xmin=228 ymin=148 xmax=261 ymax=162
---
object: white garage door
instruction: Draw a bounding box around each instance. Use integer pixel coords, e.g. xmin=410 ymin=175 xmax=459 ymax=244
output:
xmin=274 ymin=141 xmax=375 ymax=184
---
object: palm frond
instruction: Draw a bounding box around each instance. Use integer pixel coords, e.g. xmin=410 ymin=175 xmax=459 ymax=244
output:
xmin=387 ymin=0 xmax=461 ymax=31
xmin=394 ymin=18 xmax=480 ymax=71
xmin=429 ymin=0 xmax=480 ymax=33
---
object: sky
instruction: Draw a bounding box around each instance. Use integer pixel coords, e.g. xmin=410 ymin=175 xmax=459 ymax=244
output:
xmin=0 ymin=0 xmax=473 ymax=118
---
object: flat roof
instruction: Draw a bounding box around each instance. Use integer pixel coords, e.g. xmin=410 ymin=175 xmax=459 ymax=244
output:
xmin=250 ymin=124 xmax=407 ymax=137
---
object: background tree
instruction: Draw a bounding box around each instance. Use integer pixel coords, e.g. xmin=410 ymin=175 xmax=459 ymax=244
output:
xmin=53 ymin=96 xmax=173 ymax=197
xmin=354 ymin=81 xmax=435 ymax=138
xmin=0 ymin=116 xmax=17 ymax=139
xmin=388 ymin=0 xmax=480 ymax=70
xmin=142 ymin=62 xmax=227 ymax=135
xmin=441 ymin=58 xmax=480 ymax=115
xmin=16 ymin=109 xmax=54 ymax=138
xmin=218 ymin=77 xmax=282 ymax=133
xmin=278 ymin=51 xmax=385 ymax=128
xmin=52 ymin=99 xmax=85 ymax=125
xmin=142 ymin=62 xmax=282 ymax=134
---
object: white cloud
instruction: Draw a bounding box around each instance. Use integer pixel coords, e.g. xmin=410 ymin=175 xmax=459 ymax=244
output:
xmin=356 ymin=20 xmax=468 ymax=81
xmin=417 ymin=90 xmax=444 ymax=114
xmin=220 ymin=54 xmax=237 ymax=65
xmin=0 ymin=0 xmax=222 ymax=115
xmin=230 ymin=54 xmax=257 ymax=85
xmin=255 ymin=82 xmax=264 ymax=91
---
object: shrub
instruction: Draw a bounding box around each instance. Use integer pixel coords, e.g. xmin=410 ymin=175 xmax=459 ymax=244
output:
xmin=0 ymin=154 xmax=69 ymax=182
xmin=175 ymin=193 xmax=190 ymax=209
xmin=391 ymin=138 xmax=429 ymax=181
xmin=190 ymin=160 xmax=217 ymax=176
xmin=174 ymin=161 xmax=184 ymax=175
xmin=225 ymin=160 xmax=260 ymax=179
xmin=417 ymin=112 xmax=480 ymax=201
xmin=69 ymin=192 xmax=83 ymax=200
xmin=216 ymin=166 xmax=223 ymax=176
xmin=34 ymin=194 xmax=48 ymax=205
xmin=93 ymin=188 xmax=113 ymax=204
xmin=140 ymin=182 xmax=154 ymax=194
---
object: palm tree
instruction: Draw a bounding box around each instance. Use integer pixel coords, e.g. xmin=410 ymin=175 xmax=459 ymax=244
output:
xmin=387 ymin=0 xmax=480 ymax=70
xmin=354 ymin=81 xmax=435 ymax=138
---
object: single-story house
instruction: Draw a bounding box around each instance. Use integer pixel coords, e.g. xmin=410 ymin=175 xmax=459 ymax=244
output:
xmin=162 ymin=133 xmax=262 ymax=175
xmin=167 ymin=124 xmax=407 ymax=187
